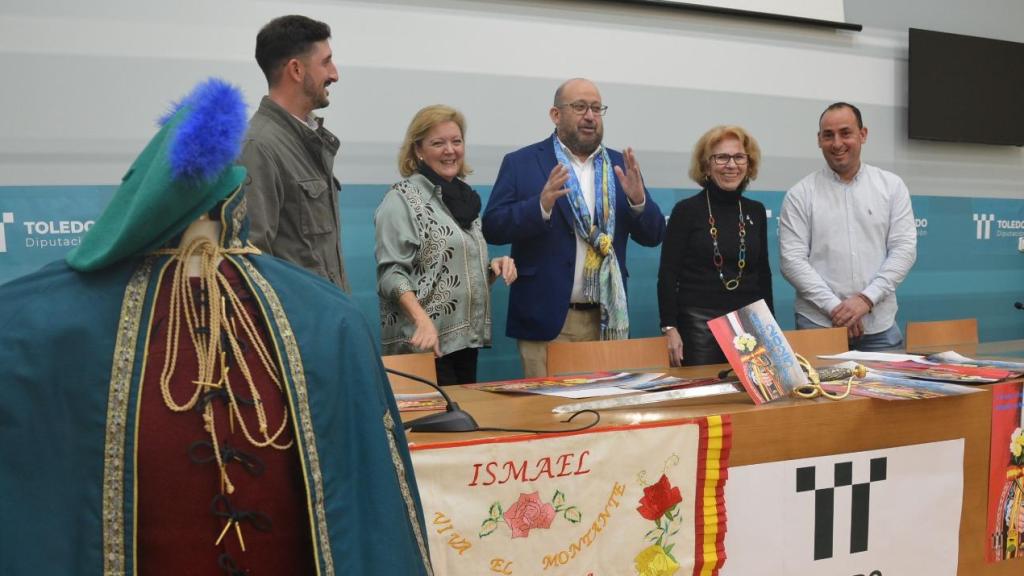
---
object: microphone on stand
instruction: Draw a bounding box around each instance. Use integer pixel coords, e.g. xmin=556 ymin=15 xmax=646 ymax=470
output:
xmin=385 ymin=368 xmax=480 ymax=433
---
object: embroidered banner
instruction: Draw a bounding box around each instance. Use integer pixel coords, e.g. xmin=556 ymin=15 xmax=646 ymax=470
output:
xmin=410 ymin=416 xmax=730 ymax=576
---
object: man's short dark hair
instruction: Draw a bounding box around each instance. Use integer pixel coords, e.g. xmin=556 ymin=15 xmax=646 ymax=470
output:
xmin=255 ymin=15 xmax=332 ymax=86
xmin=819 ymin=102 xmax=863 ymax=129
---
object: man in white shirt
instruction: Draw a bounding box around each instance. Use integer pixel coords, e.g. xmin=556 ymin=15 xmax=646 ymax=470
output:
xmin=482 ymin=78 xmax=666 ymax=377
xmin=779 ymin=102 xmax=917 ymax=350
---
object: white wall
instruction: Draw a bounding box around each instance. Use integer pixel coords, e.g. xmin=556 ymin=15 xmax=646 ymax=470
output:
xmin=2 ymin=0 xmax=1021 ymax=197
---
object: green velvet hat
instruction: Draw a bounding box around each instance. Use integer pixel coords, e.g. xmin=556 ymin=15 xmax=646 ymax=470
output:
xmin=66 ymin=78 xmax=249 ymax=271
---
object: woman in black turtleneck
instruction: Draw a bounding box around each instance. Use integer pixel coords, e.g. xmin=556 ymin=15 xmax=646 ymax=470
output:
xmin=657 ymin=126 xmax=774 ymax=366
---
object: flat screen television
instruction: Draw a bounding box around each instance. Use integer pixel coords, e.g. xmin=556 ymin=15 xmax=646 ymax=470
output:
xmin=908 ymin=28 xmax=1024 ymax=146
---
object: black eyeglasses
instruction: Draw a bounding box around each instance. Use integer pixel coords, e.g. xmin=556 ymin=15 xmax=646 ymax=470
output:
xmin=709 ymin=153 xmax=749 ymax=166
xmin=557 ymin=101 xmax=608 ymax=116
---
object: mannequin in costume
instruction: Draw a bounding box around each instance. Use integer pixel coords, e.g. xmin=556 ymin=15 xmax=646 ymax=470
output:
xmin=0 ymin=79 xmax=433 ymax=575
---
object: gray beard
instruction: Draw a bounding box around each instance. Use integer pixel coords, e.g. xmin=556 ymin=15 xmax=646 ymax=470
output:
xmin=563 ymin=133 xmax=601 ymax=158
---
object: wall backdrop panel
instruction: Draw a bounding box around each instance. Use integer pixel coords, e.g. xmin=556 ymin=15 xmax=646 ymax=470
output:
xmin=1 ymin=0 xmax=1021 ymax=380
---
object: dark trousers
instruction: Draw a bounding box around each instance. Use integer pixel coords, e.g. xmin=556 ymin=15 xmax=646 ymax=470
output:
xmin=678 ymin=307 xmax=728 ymax=366
xmin=435 ymin=347 xmax=479 ymax=385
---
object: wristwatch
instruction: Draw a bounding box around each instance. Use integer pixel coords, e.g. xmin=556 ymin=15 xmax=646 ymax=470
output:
xmin=660 ymin=326 xmax=676 ymax=334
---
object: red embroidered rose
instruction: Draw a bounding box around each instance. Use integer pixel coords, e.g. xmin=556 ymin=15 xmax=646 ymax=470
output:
xmin=637 ymin=474 xmax=682 ymax=521
xmin=503 ymin=492 xmax=556 ymax=538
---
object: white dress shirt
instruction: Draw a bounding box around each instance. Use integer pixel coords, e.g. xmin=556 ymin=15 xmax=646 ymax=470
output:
xmin=779 ymin=163 xmax=917 ymax=334
xmin=542 ymin=139 xmax=644 ymax=303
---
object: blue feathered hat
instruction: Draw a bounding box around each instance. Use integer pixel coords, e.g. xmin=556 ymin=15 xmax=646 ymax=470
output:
xmin=66 ymin=78 xmax=248 ymax=271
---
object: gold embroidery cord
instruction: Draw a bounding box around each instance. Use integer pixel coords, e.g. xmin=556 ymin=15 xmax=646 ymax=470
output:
xmin=151 ymin=238 xmax=291 ymax=497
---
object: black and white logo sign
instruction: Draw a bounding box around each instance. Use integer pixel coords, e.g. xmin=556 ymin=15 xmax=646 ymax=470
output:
xmin=973 ymin=212 xmax=1024 ymax=241
xmin=974 ymin=213 xmax=995 ymax=240
xmin=721 ymin=440 xmax=962 ymax=576
xmin=796 ymin=458 xmax=886 ymax=560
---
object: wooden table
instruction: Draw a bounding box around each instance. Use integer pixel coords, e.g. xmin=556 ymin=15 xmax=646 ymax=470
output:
xmin=403 ymin=341 xmax=1024 ymax=575
xmin=910 ymin=339 xmax=1024 ymax=359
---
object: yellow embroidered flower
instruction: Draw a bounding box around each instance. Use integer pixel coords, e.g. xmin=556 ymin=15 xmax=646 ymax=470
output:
xmin=733 ymin=333 xmax=757 ymax=353
xmin=597 ymin=234 xmax=613 ymax=256
xmin=1011 ymin=427 xmax=1024 ymax=459
xmin=634 ymin=544 xmax=680 ymax=576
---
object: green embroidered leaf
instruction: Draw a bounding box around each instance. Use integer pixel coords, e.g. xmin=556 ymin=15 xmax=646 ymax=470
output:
xmin=479 ymin=518 xmax=499 ymax=538
xmin=488 ymin=502 xmax=503 ymax=520
xmin=664 ymin=543 xmax=677 ymax=561
xmin=644 ymin=528 xmax=664 ymax=542
xmin=552 ymin=490 xmax=566 ymax=507
xmin=670 ymin=516 xmax=683 ymax=533
xmin=563 ymin=507 xmax=582 ymax=524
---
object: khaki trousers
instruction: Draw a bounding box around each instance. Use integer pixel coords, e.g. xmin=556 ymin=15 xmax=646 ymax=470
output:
xmin=517 ymin=308 xmax=601 ymax=378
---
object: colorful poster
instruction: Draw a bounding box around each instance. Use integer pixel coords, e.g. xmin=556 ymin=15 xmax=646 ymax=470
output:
xmin=822 ymin=374 xmax=980 ymax=400
xmin=707 ymin=299 xmax=807 ymax=404
xmin=863 ymin=359 xmax=1014 ymax=383
xmin=395 ymin=392 xmax=447 ymax=412
xmin=987 ymin=382 xmax=1024 ymax=563
xmin=722 ymin=440 xmax=964 ymax=576
xmin=410 ymin=417 xmax=731 ymax=576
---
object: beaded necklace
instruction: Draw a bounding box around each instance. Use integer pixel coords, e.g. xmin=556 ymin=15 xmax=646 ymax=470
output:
xmin=705 ymin=188 xmax=746 ymax=291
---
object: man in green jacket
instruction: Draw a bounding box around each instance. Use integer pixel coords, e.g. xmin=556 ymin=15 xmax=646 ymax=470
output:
xmin=239 ymin=15 xmax=349 ymax=291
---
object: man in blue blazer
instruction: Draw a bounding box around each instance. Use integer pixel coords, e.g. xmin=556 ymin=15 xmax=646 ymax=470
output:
xmin=483 ymin=78 xmax=665 ymax=377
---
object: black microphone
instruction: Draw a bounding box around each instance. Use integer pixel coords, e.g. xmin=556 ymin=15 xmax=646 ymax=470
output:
xmin=1015 ymin=302 xmax=1024 ymax=310
xmin=385 ymin=368 xmax=479 ymax=433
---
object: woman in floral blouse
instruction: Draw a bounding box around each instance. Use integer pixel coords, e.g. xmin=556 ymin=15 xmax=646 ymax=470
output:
xmin=375 ymin=105 xmax=516 ymax=384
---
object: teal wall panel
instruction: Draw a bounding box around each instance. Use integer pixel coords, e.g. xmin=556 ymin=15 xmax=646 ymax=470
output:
xmin=2 ymin=185 xmax=1023 ymax=382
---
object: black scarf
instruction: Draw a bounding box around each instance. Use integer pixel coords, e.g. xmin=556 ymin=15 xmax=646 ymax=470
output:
xmin=418 ymin=163 xmax=481 ymax=230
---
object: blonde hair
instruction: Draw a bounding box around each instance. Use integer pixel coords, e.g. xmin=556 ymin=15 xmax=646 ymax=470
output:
xmin=398 ymin=104 xmax=472 ymax=178
xmin=687 ymin=125 xmax=761 ymax=185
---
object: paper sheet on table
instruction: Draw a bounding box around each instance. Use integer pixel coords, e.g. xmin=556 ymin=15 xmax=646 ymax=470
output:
xmin=922 ymin=350 xmax=1024 ymax=371
xmin=394 ymin=391 xmax=443 ymax=401
xmin=546 ymin=386 xmax=640 ymax=399
xmin=818 ymin=350 xmax=923 ymax=362
xmin=535 ymin=373 xmax=665 ymax=398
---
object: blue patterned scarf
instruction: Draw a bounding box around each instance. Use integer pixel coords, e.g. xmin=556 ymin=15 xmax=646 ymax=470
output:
xmin=553 ymin=134 xmax=629 ymax=339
